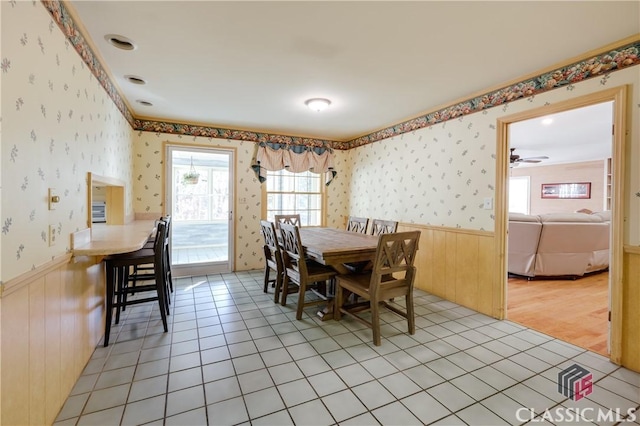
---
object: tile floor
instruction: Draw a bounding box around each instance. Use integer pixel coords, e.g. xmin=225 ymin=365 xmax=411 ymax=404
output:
xmin=55 ymin=270 xmax=640 ymax=425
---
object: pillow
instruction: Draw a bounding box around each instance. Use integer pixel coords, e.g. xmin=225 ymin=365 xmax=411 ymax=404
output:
xmin=592 ymin=210 xmax=612 ymax=221
xmin=508 ymin=212 xmax=540 ymax=222
xmin=539 ymin=212 xmax=603 ymax=223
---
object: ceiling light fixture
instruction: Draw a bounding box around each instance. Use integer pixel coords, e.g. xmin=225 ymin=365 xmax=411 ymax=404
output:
xmin=305 ymin=98 xmax=331 ymax=112
xmin=105 ymin=34 xmax=136 ymax=51
xmin=541 ymin=117 xmax=553 ymax=126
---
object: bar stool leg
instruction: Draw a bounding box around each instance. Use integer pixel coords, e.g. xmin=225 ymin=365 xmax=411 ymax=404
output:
xmin=163 ymin=258 xmax=171 ymax=316
xmin=115 ymin=266 xmax=124 ymax=325
xmin=165 ymin=248 xmax=173 ymax=293
xmin=104 ymin=261 xmax=115 ymax=347
xmin=156 ymin=274 xmax=168 ymax=333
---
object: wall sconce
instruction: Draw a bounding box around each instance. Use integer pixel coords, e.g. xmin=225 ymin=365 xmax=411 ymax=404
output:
xmin=48 ymin=188 xmax=60 ymax=210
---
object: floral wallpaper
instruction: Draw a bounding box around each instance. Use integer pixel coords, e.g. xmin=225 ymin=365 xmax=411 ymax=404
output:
xmin=347 ymin=116 xmax=496 ymax=230
xmin=41 ymin=0 xmax=134 ymax=126
xmin=325 ymin=150 xmax=351 ymax=229
xmin=346 ymin=65 xmax=640 ymax=233
xmin=133 ymin=133 xmax=350 ymax=271
xmin=2 ymin=0 xmax=639 ymax=285
xmin=1 ymin=1 xmax=134 ymax=283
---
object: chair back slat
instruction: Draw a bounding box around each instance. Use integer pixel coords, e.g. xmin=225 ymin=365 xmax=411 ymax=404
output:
xmin=162 ymin=215 xmax=171 ymax=252
xmin=274 ymin=214 xmax=301 ymax=228
xmin=371 ymin=231 xmax=420 ymax=288
xmin=260 ymin=220 xmax=282 ymax=265
xmin=154 ymin=221 xmax=167 ymax=282
xmin=260 ymin=220 xmax=279 ymax=249
xmin=279 ymin=223 xmax=308 ymax=280
xmin=347 ymin=216 xmax=369 ymax=234
xmin=369 ymin=219 xmax=399 ymax=236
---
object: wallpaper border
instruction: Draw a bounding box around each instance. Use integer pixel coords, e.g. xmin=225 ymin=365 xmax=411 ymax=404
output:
xmin=133 ymin=119 xmax=339 ymax=150
xmin=41 ymin=1 xmax=639 ymax=151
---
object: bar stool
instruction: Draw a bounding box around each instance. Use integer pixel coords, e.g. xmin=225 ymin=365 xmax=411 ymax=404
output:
xmin=136 ymin=215 xmax=173 ymax=293
xmin=122 ymin=216 xmax=172 ymax=312
xmin=103 ymin=220 xmax=170 ymax=346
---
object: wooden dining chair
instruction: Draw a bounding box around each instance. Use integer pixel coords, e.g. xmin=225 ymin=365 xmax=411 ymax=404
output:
xmin=279 ymin=223 xmax=337 ymax=320
xmin=274 ymin=214 xmax=301 ymax=228
xmin=334 ymin=230 xmax=421 ymax=345
xmin=343 ymin=216 xmax=377 ymax=272
xmin=260 ymin=220 xmax=284 ymax=303
xmin=346 ymin=216 xmax=369 ymax=234
xmin=369 ymin=219 xmax=399 ymax=235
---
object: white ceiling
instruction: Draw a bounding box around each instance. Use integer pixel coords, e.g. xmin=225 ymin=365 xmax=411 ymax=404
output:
xmin=509 ymin=101 xmax=614 ymax=167
xmin=68 ymin=1 xmax=639 ymax=143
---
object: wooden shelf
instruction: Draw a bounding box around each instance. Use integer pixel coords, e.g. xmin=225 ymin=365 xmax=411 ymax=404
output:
xmin=604 ymin=157 xmax=612 ymax=210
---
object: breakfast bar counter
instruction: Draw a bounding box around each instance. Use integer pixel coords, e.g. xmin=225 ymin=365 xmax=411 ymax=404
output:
xmin=71 ymin=220 xmax=156 ymax=256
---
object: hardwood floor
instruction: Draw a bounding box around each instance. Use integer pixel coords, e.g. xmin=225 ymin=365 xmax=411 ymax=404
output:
xmin=507 ymin=271 xmax=609 ymax=356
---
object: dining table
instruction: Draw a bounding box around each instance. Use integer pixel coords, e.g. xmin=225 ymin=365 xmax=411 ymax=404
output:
xmin=297 ymin=227 xmax=380 ymax=320
xmin=299 ymin=227 xmax=379 ymax=272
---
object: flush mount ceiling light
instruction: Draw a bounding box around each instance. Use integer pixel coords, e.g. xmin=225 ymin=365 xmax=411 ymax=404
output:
xmin=105 ymin=34 xmax=136 ymax=51
xmin=541 ymin=117 xmax=553 ymax=125
xmin=305 ymin=98 xmax=331 ymax=112
xmin=136 ymin=99 xmax=153 ymax=107
xmin=124 ymin=75 xmax=146 ymax=85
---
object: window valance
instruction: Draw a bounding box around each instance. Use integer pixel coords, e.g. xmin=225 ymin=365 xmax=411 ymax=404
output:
xmin=251 ymin=142 xmax=337 ymax=185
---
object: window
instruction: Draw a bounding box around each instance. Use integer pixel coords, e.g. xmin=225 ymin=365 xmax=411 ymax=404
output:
xmin=264 ymin=169 xmax=324 ymax=226
xmin=509 ymin=176 xmax=530 ymax=214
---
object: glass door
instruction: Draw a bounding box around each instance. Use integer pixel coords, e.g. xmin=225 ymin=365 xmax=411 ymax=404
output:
xmin=166 ymin=145 xmax=234 ymax=276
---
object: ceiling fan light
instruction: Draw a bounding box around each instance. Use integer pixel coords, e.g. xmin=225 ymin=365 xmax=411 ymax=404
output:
xmin=305 ymin=98 xmax=331 ymax=112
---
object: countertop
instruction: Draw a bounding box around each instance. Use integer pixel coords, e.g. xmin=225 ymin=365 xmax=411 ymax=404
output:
xmin=71 ymin=220 xmax=156 ymax=256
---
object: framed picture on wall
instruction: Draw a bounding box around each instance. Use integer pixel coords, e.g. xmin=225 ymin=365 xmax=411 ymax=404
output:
xmin=541 ymin=182 xmax=591 ymax=199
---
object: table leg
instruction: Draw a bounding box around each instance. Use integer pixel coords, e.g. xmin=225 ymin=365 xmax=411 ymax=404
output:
xmin=316 ymin=278 xmax=335 ymax=321
xmin=317 ymin=303 xmax=334 ymax=321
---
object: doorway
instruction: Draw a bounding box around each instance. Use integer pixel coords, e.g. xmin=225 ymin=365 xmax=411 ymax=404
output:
xmin=507 ymin=102 xmax=612 ymax=355
xmin=496 ymin=86 xmax=627 ymax=364
xmin=166 ymin=145 xmax=234 ymax=276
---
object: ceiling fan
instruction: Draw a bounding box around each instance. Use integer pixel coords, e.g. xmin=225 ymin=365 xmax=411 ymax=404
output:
xmin=509 ymin=148 xmax=549 ymax=167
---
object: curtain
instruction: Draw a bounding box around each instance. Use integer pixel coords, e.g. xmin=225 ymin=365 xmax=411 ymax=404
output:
xmin=251 ymin=142 xmax=337 ymax=185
